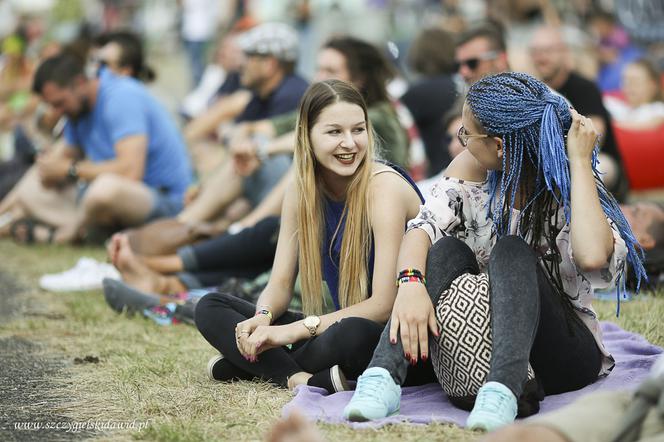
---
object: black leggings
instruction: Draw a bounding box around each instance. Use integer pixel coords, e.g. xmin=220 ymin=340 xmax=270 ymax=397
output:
xmin=370 ymin=236 xmax=602 ymax=397
xmin=195 ymin=292 xmax=384 ymax=387
xmin=177 ymin=216 xmax=280 ymax=288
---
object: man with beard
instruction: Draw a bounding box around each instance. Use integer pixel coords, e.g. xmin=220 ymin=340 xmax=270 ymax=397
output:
xmin=0 ymin=52 xmax=192 ymax=244
xmin=528 ymin=26 xmax=629 ymax=201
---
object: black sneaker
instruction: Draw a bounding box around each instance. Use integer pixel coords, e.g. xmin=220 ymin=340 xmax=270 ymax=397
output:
xmin=206 ymin=354 xmax=253 ymax=382
xmin=307 ymin=365 xmax=350 ymax=393
xmin=102 ymin=278 xmax=160 ymax=314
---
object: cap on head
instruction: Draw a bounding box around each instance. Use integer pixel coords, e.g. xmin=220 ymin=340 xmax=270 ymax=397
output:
xmin=237 ymin=22 xmax=299 ymax=62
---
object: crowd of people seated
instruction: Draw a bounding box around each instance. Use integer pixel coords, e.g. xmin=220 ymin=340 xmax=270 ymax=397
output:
xmin=1 ymin=1 xmax=663 ymax=439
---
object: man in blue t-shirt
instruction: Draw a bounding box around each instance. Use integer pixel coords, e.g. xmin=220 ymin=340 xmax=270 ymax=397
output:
xmin=15 ymin=53 xmax=192 ymax=243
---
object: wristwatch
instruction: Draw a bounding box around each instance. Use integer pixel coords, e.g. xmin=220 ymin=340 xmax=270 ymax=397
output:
xmin=67 ymin=160 xmax=79 ymax=182
xmin=303 ymin=315 xmax=321 ymax=337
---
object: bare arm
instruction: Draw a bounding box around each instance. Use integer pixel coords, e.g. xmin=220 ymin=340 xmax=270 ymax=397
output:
xmin=183 ymin=90 xmax=252 ymax=143
xmin=287 ymin=171 xmax=423 ymax=342
xmin=265 ymin=131 xmax=296 ymax=155
xmin=76 ymin=134 xmax=147 ymax=181
xmin=569 ymin=110 xmax=614 ymax=271
xmin=253 ymin=182 xmax=301 ymax=318
xmin=236 ymin=167 xmax=292 ymax=229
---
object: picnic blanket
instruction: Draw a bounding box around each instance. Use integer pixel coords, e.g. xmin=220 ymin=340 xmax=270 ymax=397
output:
xmin=282 ymin=322 xmax=663 ymax=428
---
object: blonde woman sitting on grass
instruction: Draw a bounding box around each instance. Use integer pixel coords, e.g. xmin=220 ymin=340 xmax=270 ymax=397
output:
xmin=194 ymin=79 xmax=425 ymax=393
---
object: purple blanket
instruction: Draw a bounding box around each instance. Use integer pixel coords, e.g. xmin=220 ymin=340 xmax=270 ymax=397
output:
xmin=282 ymin=322 xmax=663 ymax=428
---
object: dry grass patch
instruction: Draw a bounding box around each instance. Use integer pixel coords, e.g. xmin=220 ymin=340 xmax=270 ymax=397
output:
xmin=1 ymin=239 xmax=661 ymax=441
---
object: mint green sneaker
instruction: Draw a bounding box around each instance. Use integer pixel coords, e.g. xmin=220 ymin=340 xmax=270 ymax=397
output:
xmin=466 ymin=381 xmax=518 ymax=432
xmin=342 ymin=367 xmax=401 ymax=422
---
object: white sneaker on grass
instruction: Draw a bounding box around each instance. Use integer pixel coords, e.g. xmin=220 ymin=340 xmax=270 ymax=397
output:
xmin=39 ymin=257 xmax=120 ymax=292
xmin=342 ymin=367 xmax=401 ymax=421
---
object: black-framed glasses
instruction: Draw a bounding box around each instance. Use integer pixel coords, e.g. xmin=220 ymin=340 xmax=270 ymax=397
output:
xmin=457 ymin=125 xmax=488 ymax=147
xmin=453 ymin=51 xmax=499 ymax=72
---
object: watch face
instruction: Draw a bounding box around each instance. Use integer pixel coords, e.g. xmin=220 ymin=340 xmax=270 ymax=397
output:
xmin=304 ymin=316 xmax=320 ymax=328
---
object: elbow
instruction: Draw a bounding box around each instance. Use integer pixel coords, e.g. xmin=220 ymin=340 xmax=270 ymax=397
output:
xmin=576 ymin=251 xmax=612 ymax=273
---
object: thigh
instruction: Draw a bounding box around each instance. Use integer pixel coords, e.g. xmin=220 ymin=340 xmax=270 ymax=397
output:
xmin=195 ymin=291 xmax=302 ymax=326
xmin=291 ymin=317 xmax=383 ymax=376
xmin=191 ymin=216 xmax=280 ymax=270
xmin=530 ymin=268 xmax=602 ymax=395
xmin=85 ymin=175 xmax=155 ymax=225
xmin=14 ymin=166 xmax=78 ymax=227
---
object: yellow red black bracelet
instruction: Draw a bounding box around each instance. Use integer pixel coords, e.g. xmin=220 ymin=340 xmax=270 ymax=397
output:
xmin=396 ymin=274 xmax=426 ymax=287
xmin=255 ymin=309 xmax=273 ymax=323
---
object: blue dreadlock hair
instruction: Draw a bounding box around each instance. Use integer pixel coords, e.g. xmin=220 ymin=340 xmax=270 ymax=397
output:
xmin=466 ymin=72 xmax=646 ymax=316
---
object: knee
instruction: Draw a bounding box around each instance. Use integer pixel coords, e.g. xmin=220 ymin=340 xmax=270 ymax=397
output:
xmin=427 ymin=236 xmax=475 ymax=271
xmin=490 ymin=235 xmax=534 ymax=267
xmin=82 ymin=173 xmax=124 ymax=214
xmin=194 ymin=291 xmax=229 ymax=332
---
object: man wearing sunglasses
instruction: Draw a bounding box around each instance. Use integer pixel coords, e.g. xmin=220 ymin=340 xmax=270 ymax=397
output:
xmin=455 ymin=25 xmax=510 ymax=85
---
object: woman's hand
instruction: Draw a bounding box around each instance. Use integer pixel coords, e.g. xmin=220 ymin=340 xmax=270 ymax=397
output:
xmin=567 ymin=109 xmax=599 ymax=163
xmin=235 ymin=314 xmax=271 ymax=359
xmin=389 ymin=282 xmax=439 ymax=364
xmin=240 ymin=323 xmax=301 ymax=361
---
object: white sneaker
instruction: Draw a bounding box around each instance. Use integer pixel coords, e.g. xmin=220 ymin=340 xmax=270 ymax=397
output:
xmin=39 ymin=257 xmax=121 ymax=292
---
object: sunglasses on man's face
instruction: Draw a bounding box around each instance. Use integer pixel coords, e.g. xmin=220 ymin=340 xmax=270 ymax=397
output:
xmin=454 ymin=51 xmax=499 ymax=72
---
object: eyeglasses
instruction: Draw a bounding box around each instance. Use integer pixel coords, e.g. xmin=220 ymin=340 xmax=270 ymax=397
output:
xmin=457 ymin=125 xmax=488 ymax=147
xmin=454 ymin=51 xmax=499 ymax=72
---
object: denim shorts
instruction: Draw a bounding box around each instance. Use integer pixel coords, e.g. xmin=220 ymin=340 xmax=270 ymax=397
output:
xmin=242 ymin=154 xmax=293 ymax=207
xmin=145 ymin=188 xmax=183 ymax=222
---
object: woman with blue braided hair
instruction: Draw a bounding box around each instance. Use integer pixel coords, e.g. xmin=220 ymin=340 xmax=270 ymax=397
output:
xmin=343 ymin=72 xmax=646 ymax=431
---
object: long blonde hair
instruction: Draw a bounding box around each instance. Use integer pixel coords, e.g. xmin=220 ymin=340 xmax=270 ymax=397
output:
xmin=294 ymin=80 xmax=375 ymax=315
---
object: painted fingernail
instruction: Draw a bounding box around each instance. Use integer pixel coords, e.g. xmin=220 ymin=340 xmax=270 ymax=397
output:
xmin=405 ymin=352 xmax=411 ymax=359
xmin=390 ymin=338 xmax=396 ymax=344
xmin=422 ymin=354 xmax=428 ymax=362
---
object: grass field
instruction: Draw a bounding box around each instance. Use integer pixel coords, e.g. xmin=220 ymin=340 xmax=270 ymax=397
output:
xmin=1 ymin=239 xmax=662 ymax=441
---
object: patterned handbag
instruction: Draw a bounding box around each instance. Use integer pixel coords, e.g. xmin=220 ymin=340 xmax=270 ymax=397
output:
xmin=429 ymin=272 xmax=542 ymax=416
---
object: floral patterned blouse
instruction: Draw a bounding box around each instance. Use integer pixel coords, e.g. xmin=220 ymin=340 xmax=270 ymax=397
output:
xmin=408 ymin=175 xmax=628 ymax=376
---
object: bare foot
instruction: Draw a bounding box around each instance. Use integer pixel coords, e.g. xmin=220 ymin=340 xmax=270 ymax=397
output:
xmin=106 ymin=233 xmax=124 ymax=267
xmin=115 ymin=234 xmax=168 ymax=294
xmin=265 ymin=411 xmax=324 ymax=442
xmin=287 ymin=372 xmax=313 ymax=391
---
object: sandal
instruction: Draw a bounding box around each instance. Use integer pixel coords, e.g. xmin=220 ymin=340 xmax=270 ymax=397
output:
xmin=10 ymin=218 xmax=56 ymax=245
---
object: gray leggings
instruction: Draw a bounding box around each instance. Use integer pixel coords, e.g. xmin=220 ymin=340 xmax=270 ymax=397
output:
xmin=369 ymin=236 xmax=602 ymax=404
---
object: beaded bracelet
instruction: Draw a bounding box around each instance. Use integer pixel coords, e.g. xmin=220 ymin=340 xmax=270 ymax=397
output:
xmin=396 ymin=273 xmax=426 ymax=287
xmin=397 ymin=268 xmax=425 ymax=279
xmin=255 ymin=308 xmax=273 ymax=323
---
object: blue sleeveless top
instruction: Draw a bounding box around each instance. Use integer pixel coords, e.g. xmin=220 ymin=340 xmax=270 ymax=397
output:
xmin=322 ymin=163 xmax=425 ymax=310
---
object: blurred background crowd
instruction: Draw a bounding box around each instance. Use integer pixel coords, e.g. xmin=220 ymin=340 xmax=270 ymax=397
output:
xmin=0 ymin=0 xmax=663 ymax=296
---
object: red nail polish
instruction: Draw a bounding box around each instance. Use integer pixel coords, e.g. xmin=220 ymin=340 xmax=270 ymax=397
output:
xmin=390 ymin=338 xmax=396 ymax=344
xmin=405 ymin=352 xmax=411 ymax=359
xmin=422 ymin=354 xmax=428 ymax=362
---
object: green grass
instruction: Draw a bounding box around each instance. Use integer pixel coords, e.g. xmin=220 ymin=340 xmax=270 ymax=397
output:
xmin=1 ymin=239 xmax=662 ymax=441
